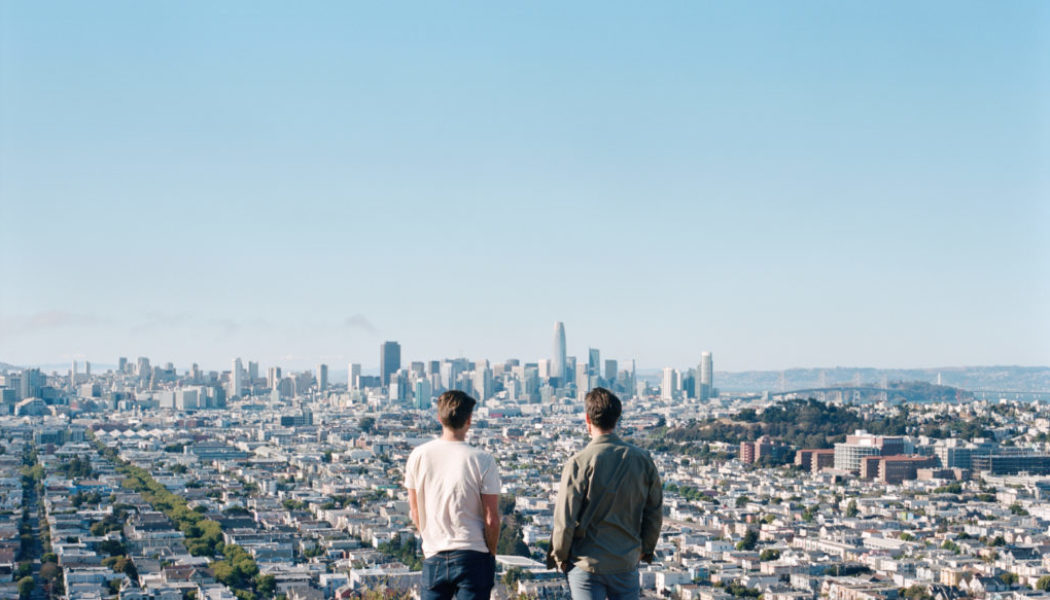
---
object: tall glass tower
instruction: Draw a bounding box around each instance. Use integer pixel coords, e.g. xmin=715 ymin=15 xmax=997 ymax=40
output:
xmin=699 ymin=351 xmax=713 ymax=402
xmin=380 ymin=341 xmax=401 ymax=387
xmin=551 ymin=322 xmax=567 ymax=383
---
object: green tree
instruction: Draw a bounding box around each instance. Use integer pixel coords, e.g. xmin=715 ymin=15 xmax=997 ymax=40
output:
xmin=358 ymin=416 xmax=376 ymax=433
xmin=255 ymin=574 xmax=277 ymax=598
xmin=1008 ymin=503 xmax=1028 ymax=516
xmin=17 ymin=576 xmax=34 ymax=600
xmin=498 ymin=520 xmax=529 ymax=557
xmin=846 ymin=500 xmax=858 ymax=517
xmin=503 ymin=566 xmax=533 ymax=587
xmin=498 ymin=495 xmax=517 ymax=515
xmin=736 ymin=529 xmax=758 ymax=551
xmin=759 ymin=549 xmax=780 ymax=561
xmin=40 ymin=562 xmax=62 ymax=590
xmin=1035 ymin=576 xmax=1050 ymax=591
xmin=901 ymin=585 xmax=932 ymax=600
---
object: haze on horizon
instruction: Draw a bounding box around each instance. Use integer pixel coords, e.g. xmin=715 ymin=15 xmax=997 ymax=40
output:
xmin=1 ymin=1 xmax=1048 ymax=372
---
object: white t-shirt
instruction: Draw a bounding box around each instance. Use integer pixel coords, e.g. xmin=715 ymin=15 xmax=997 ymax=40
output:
xmin=404 ymin=438 xmax=501 ymax=557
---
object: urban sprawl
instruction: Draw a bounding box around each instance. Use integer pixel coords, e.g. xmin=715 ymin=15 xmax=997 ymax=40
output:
xmin=1 ymin=324 xmax=1049 ymax=600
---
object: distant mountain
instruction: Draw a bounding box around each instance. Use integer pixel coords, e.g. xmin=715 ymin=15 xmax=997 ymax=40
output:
xmin=715 ymin=365 xmax=1050 ymax=393
xmin=0 ymin=361 xmax=22 ymax=373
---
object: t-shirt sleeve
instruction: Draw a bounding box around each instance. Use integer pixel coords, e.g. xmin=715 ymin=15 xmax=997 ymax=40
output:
xmin=480 ymin=453 xmax=501 ymax=495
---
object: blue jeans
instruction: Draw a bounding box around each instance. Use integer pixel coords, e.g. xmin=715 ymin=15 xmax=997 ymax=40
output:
xmin=422 ymin=550 xmax=495 ymax=600
xmin=567 ymin=567 xmax=640 ymax=600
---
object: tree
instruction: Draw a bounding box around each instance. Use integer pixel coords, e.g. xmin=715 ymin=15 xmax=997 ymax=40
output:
xmin=735 ymin=496 xmax=749 ymax=508
xmin=846 ymin=499 xmax=858 ymax=518
xmin=1035 ymin=576 xmax=1050 ymax=591
xmin=1008 ymin=503 xmax=1028 ymax=516
xmin=759 ymin=549 xmax=780 ymax=561
xmin=358 ymin=416 xmax=376 ymax=433
xmin=736 ymin=529 xmax=758 ymax=551
xmin=497 ymin=521 xmax=529 ymax=557
xmin=503 ymin=566 xmax=533 ymax=587
xmin=255 ymin=574 xmax=277 ymax=597
xmin=498 ymin=495 xmax=517 ymax=515
xmin=17 ymin=576 xmax=33 ymax=600
xmin=901 ymin=585 xmax=932 ymax=600
xmin=40 ymin=562 xmax=62 ymax=590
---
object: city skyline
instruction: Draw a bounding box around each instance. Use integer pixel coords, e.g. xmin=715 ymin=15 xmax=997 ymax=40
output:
xmin=2 ymin=2 xmax=1048 ymax=371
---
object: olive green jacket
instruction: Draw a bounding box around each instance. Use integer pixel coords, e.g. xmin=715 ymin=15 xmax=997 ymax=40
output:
xmin=552 ymin=432 xmax=663 ymax=574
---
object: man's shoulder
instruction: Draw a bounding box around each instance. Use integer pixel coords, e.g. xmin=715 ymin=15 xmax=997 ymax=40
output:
xmin=408 ymin=438 xmax=442 ymax=458
xmin=580 ymin=436 xmax=656 ymax=467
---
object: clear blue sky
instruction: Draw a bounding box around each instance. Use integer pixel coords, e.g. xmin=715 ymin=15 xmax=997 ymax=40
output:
xmin=1 ymin=1 xmax=1048 ymax=372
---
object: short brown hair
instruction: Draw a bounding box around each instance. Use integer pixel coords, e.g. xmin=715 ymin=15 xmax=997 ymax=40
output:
xmin=437 ymin=390 xmax=476 ymax=430
xmin=585 ymin=387 xmax=621 ymax=431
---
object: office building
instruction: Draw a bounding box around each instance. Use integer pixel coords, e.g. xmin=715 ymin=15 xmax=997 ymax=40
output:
xmin=414 ymin=378 xmax=432 ymax=410
xmin=19 ymin=368 xmax=45 ymax=401
xmin=317 ymin=363 xmax=328 ymax=392
xmin=380 ymin=341 xmax=401 ymax=386
xmin=230 ymin=358 xmax=244 ymax=398
xmin=971 ymin=452 xmax=1050 ymax=475
xmin=588 ymin=348 xmax=600 ymax=377
xmin=551 ymin=322 xmax=567 ymax=383
xmin=699 ymin=351 xmax=713 ymax=402
xmin=604 ymin=359 xmax=617 ymax=384
xmin=661 ymin=367 xmax=679 ymax=401
xmin=348 ymin=363 xmax=361 ymax=390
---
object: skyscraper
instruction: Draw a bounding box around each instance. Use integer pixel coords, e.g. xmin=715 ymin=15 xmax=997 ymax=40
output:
xmin=70 ymin=360 xmax=77 ymax=388
xmin=587 ymin=348 xmax=600 ymax=377
xmin=380 ymin=341 xmax=401 ymax=386
xmin=699 ymin=351 xmax=713 ymax=402
xmin=317 ymin=363 xmax=328 ymax=392
xmin=551 ymin=322 xmax=567 ymax=383
xmin=348 ymin=363 xmax=361 ymax=390
xmin=604 ymin=359 xmax=618 ymax=384
xmin=230 ymin=358 xmax=244 ymax=398
xmin=661 ymin=367 xmax=678 ymax=401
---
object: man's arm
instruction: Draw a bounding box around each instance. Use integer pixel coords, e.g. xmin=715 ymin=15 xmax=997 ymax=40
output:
xmin=640 ymin=460 xmax=663 ymax=563
xmin=408 ymin=488 xmax=421 ymax=532
xmin=481 ymin=493 xmax=500 ymax=555
xmin=552 ymin=459 xmax=584 ymax=570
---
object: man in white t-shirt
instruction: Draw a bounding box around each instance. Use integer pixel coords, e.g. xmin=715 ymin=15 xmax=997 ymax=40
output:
xmin=405 ymin=390 xmax=501 ymax=600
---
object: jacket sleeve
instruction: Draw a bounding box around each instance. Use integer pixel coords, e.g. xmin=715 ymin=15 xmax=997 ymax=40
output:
xmin=640 ymin=458 xmax=663 ymax=559
xmin=552 ymin=457 xmax=585 ymax=567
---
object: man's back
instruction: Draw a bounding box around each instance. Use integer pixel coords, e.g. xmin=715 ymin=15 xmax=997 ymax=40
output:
xmin=405 ymin=438 xmax=499 ymax=557
xmin=553 ymin=432 xmax=663 ymax=574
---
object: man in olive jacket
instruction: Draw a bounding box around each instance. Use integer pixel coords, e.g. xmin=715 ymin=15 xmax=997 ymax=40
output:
xmin=551 ymin=387 xmax=663 ymax=599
